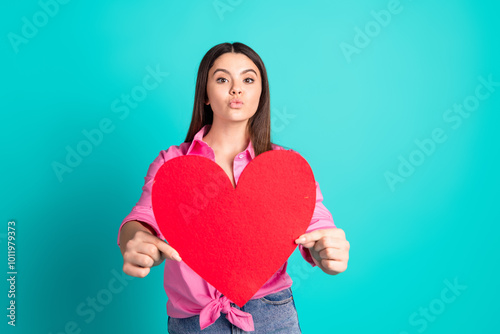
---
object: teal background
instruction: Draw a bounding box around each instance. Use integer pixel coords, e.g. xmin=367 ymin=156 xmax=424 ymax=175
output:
xmin=1 ymin=0 xmax=499 ymax=333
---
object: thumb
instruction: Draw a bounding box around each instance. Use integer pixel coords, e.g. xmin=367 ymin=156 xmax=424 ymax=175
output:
xmin=155 ymin=239 xmax=182 ymax=262
xmin=300 ymin=241 xmax=317 ymax=249
xmin=295 ymin=235 xmax=316 ymax=249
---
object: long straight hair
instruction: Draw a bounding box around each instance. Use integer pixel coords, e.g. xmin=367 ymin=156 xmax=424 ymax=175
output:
xmin=184 ymin=42 xmax=273 ymax=157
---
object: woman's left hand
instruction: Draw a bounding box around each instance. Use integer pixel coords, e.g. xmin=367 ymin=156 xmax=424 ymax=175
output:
xmin=295 ymin=228 xmax=350 ymax=275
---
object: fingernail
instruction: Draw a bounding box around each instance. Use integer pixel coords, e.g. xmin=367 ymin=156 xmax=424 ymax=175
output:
xmin=174 ymin=254 xmax=182 ymax=262
xmin=295 ymin=237 xmax=305 ymax=244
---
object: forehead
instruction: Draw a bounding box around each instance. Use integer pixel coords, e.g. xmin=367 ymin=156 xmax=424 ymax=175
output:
xmin=211 ymin=53 xmax=259 ymax=76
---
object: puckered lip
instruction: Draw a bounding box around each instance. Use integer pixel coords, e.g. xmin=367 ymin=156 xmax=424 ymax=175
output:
xmin=229 ymin=98 xmax=243 ymax=104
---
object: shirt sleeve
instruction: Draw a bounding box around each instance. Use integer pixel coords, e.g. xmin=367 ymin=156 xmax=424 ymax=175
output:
xmin=298 ymin=180 xmax=336 ymax=267
xmin=116 ymin=150 xmax=168 ymax=246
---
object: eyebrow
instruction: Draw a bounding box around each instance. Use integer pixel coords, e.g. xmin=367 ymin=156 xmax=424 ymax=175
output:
xmin=212 ymin=68 xmax=257 ymax=77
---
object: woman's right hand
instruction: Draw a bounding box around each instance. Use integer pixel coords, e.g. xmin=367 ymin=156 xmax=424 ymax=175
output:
xmin=120 ymin=221 xmax=182 ymax=278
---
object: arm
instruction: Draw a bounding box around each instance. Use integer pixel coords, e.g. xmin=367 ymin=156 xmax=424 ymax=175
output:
xmin=116 ymin=148 xmax=181 ymax=247
xmin=286 ymin=149 xmax=348 ymax=275
xmin=297 ymin=180 xmax=337 ymax=267
xmin=117 ymin=148 xmax=183 ymax=278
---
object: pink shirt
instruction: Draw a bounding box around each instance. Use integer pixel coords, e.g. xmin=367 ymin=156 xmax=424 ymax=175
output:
xmin=116 ymin=124 xmax=336 ymax=331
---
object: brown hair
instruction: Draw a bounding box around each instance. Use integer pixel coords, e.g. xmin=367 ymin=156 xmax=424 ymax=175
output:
xmin=184 ymin=42 xmax=274 ymax=157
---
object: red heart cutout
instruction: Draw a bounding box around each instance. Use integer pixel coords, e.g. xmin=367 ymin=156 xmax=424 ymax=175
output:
xmin=151 ymin=150 xmax=316 ymax=306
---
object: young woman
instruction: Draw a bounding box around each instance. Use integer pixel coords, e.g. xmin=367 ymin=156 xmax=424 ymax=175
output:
xmin=117 ymin=42 xmax=350 ymax=333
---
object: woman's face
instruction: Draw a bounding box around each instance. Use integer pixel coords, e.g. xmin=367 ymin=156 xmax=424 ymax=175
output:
xmin=205 ymin=52 xmax=262 ymax=125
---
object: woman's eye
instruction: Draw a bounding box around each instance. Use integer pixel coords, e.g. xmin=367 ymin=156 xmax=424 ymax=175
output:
xmin=216 ymin=77 xmax=254 ymax=84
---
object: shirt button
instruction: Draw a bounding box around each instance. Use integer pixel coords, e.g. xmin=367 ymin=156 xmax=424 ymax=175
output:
xmin=238 ymin=154 xmax=244 ymax=159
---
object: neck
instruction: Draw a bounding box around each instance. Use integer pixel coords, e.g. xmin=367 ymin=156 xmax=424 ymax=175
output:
xmin=203 ymin=121 xmax=250 ymax=156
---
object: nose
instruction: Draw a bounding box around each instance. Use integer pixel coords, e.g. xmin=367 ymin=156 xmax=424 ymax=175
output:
xmin=230 ymin=83 xmax=242 ymax=95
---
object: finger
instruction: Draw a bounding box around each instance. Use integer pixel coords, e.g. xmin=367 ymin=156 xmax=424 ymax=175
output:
xmin=136 ymin=232 xmax=182 ymax=262
xmin=313 ymin=237 xmax=350 ymax=253
xmin=318 ymin=248 xmax=348 ymax=261
xmin=124 ymin=251 xmax=155 ymax=268
xmin=135 ymin=241 xmax=162 ymax=263
xmin=154 ymin=238 xmax=182 ymax=262
xmin=134 ymin=229 xmax=159 ymax=242
xmin=295 ymin=229 xmax=325 ymax=248
xmin=123 ymin=262 xmax=151 ymax=278
xmin=331 ymin=228 xmax=346 ymax=239
xmin=320 ymin=259 xmax=347 ymax=273
xmin=298 ymin=240 xmax=317 ymax=249
xmin=125 ymin=234 xmax=161 ymax=263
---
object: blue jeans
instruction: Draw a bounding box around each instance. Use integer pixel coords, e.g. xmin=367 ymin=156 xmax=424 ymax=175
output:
xmin=167 ymin=287 xmax=302 ymax=333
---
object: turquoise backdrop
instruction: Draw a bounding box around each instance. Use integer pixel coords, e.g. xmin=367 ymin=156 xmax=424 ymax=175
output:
xmin=1 ymin=0 xmax=499 ymax=333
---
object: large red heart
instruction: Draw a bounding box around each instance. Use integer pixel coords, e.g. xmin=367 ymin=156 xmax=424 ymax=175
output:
xmin=151 ymin=150 xmax=316 ymax=306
